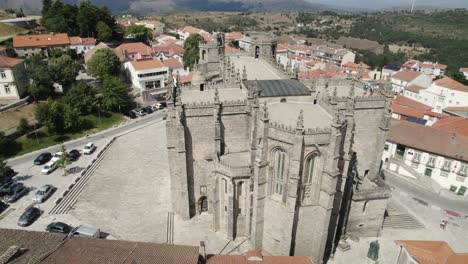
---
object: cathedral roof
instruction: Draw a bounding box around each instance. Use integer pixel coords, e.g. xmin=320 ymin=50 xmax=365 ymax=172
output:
xmin=243 ymin=79 xmax=310 ymax=98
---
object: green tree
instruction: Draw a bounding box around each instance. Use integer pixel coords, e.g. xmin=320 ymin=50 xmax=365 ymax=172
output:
xmin=35 ymin=99 xmax=65 ymax=134
xmin=77 ymin=0 xmax=99 ymax=37
xmin=51 ymin=54 xmax=80 ymax=87
xmin=63 ymin=105 xmax=84 ymax=132
xmin=17 ymin=118 xmax=29 ymax=135
xmin=100 ymin=76 xmax=129 ymax=112
xmin=451 ymin=72 xmax=468 ymax=86
xmin=42 ymin=0 xmax=53 ymax=15
xmin=0 ymin=133 xmax=13 ymax=157
xmin=125 ymin=25 xmax=153 ymax=45
xmin=0 ymin=159 xmax=14 ymax=183
xmin=56 ymin=145 xmax=72 ymax=174
xmin=87 ymin=49 xmax=121 ymax=79
xmin=65 ymin=81 xmax=97 ymax=114
xmin=25 ymin=55 xmax=54 ymax=101
xmin=97 ymin=21 xmax=112 ymax=42
xmin=183 ymin=33 xmax=205 ymax=69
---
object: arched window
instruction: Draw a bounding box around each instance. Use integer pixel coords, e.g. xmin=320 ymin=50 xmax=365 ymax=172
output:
xmin=303 ymin=155 xmax=316 ymax=185
xmin=202 ymin=50 xmax=206 ymax=60
xmin=302 ymin=153 xmax=320 ymax=203
xmin=272 ymin=149 xmax=286 ymax=195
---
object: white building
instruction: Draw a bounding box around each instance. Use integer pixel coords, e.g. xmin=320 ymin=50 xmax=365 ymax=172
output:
xmin=69 ymin=37 xmax=96 ymax=55
xmin=0 ymin=55 xmax=27 ymax=100
xmin=177 ymin=26 xmax=207 ymax=41
xmin=162 ymin=58 xmax=188 ymax=76
xmin=308 ymin=45 xmax=355 ymax=67
xmin=390 ymin=70 xmax=432 ymax=95
xmin=381 ymin=65 xmax=401 ymax=80
xmin=460 ymin=68 xmax=468 ymax=79
xmin=401 ymin=59 xmax=447 ymax=79
xmin=383 ymin=121 xmax=468 ymax=196
xmin=135 ymin=20 xmax=165 ymax=34
xmin=405 ymin=77 xmax=468 ymax=113
xmin=124 ymin=59 xmax=168 ymax=101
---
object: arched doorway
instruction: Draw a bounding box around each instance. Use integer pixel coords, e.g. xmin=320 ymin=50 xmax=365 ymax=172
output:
xmin=255 ymin=46 xmax=260 ymax=59
xmin=198 ymin=196 xmax=208 ymax=213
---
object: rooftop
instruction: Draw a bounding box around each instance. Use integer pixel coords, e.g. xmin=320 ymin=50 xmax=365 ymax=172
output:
xmin=129 ymin=59 xmax=167 ymax=71
xmin=230 ymin=56 xmax=283 ymax=80
xmin=115 ymin=42 xmax=152 ymax=56
xmin=162 ymin=58 xmax=183 ymax=69
xmin=13 ymin=33 xmax=70 ymax=48
xmin=395 ymin=240 xmax=468 ymax=264
xmin=388 ymin=121 xmax=468 ymax=162
xmin=391 ymin=70 xmax=423 ymax=82
xmin=0 ymin=55 xmax=23 ymax=68
xmin=267 ymin=100 xmax=332 ymax=130
xmin=406 ymin=84 xmax=427 ymax=94
xmin=181 ymin=88 xmax=247 ymax=104
xmin=84 ymin=42 xmax=126 ymax=63
xmin=432 ymin=116 xmax=468 ymax=137
xmin=243 ymin=79 xmax=310 ymax=98
xmin=434 ymin=77 xmax=468 ymax=92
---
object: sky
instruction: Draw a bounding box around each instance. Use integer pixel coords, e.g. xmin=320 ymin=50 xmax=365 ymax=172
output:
xmin=309 ymin=0 xmax=468 ymax=9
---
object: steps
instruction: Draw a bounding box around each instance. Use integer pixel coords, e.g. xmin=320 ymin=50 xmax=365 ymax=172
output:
xmin=49 ymin=140 xmax=115 ymax=215
xmin=383 ymin=201 xmax=425 ymax=230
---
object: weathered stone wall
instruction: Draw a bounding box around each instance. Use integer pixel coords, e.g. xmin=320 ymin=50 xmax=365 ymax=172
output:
xmin=220 ymin=105 xmax=250 ymax=153
xmin=295 ymin=206 xmax=329 ymax=264
xmin=346 ymin=197 xmax=388 ymax=237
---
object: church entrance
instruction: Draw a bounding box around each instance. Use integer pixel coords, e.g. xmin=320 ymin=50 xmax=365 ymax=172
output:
xmin=255 ymin=46 xmax=260 ymax=59
xmin=199 ymin=196 xmax=208 ymax=213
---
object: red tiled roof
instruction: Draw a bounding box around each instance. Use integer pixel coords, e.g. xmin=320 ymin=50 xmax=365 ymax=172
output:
xmin=162 ymin=58 xmax=183 ymax=69
xmin=392 ymin=70 xmax=423 ymax=82
xmin=181 ymin=26 xmax=202 ymax=34
xmin=421 ymin=62 xmax=447 ymax=70
xmin=13 ymin=33 xmax=70 ymax=48
xmin=388 ymin=121 xmax=468 ymax=162
xmin=153 ymin=43 xmax=184 ymax=56
xmin=434 ymin=77 xmax=468 ymax=92
xmin=402 ymin=60 xmax=418 ymax=68
xmin=432 ymin=116 xmax=468 ymax=137
xmin=395 ymin=240 xmax=468 ymax=264
xmin=406 ymin=84 xmax=426 ymax=94
xmin=226 ymin=32 xmax=244 ymax=41
xmin=130 ymin=59 xmax=166 ymax=71
xmin=115 ymin=42 xmax=152 ymax=56
xmin=85 ymin=42 xmax=125 ymax=63
xmin=201 ymin=32 xmax=213 ymax=42
xmin=276 ymin=44 xmax=289 ymax=52
xmin=0 ymin=55 xmax=23 ymax=68
xmin=178 ymin=73 xmax=192 ymax=84
xmin=392 ymin=104 xmax=426 ymax=119
xmin=206 ymin=250 xmax=313 ymax=264
xmin=342 ymin=62 xmax=370 ymax=69
xmin=460 ymin=68 xmax=468 ymax=73
xmin=288 ymin=55 xmax=311 ymax=61
xmin=392 ymin=95 xmax=432 ymax=111
xmin=0 ymin=45 xmax=6 ymax=51
xmin=444 ymin=106 xmax=468 ymax=111
xmin=81 ymin=37 xmax=96 ymax=45
xmin=69 ymin=36 xmax=81 ymax=45
xmin=225 ymin=46 xmax=240 ymax=53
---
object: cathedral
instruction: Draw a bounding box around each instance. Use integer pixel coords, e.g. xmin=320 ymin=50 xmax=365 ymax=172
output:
xmin=165 ymin=33 xmax=391 ymax=263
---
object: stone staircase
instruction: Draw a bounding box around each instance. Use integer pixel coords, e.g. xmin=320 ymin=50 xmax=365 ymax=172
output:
xmin=383 ymin=201 xmax=424 ymax=230
xmin=49 ymin=140 xmax=115 ymax=215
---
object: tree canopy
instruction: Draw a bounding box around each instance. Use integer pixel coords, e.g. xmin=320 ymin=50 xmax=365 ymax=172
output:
xmin=125 ymin=25 xmax=153 ymax=45
xmin=87 ymin=48 xmax=121 ymax=79
xmin=183 ymin=33 xmax=205 ymax=70
xmin=100 ymin=76 xmax=130 ymax=112
xmin=97 ymin=21 xmax=112 ymax=42
xmin=51 ymin=54 xmax=80 ymax=87
xmin=65 ymin=81 xmax=97 ymax=115
xmin=25 ymin=55 xmax=54 ymax=101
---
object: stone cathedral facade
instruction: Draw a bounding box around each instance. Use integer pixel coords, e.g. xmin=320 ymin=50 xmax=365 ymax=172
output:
xmin=166 ymin=33 xmax=391 ymax=264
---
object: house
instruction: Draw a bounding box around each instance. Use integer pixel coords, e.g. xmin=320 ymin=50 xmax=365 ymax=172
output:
xmin=135 ymin=20 xmax=165 ymax=34
xmin=342 ymin=62 xmax=370 ymax=74
xmin=459 ymin=68 xmax=468 ymax=79
xmin=443 ymin=106 xmax=468 ymax=118
xmin=391 ymin=95 xmax=445 ymax=126
xmin=0 ymin=228 xmax=200 ymax=264
xmin=115 ymin=42 xmax=153 ymax=61
xmin=13 ymin=33 xmax=71 ymax=57
xmin=0 ymin=45 xmax=7 ymax=56
xmin=390 ymin=70 xmax=432 ymax=95
xmin=177 ymin=26 xmax=207 ymax=41
xmin=225 ymin=31 xmax=244 ymax=42
xmin=432 ymin=115 xmax=468 ymax=137
xmin=206 ymin=250 xmax=313 ymax=264
xmin=395 ymin=240 xmax=468 ymax=264
xmin=0 ymin=55 xmax=27 ymax=100
xmin=383 ymin=121 xmax=468 ymax=195
xmin=154 ymin=34 xmax=178 ymax=45
xmin=124 ymin=59 xmax=169 ymax=100
xmin=162 ymin=58 xmax=187 ymax=76
xmin=381 ymin=64 xmax=401 ymax=80
xmin=414 ymin=77 xmax=468 ymax=113
xmin=308 ymin=45 xmax=355 ymax=67
xmin=153 ymin=43 xmax=184 ymax=63
xmin=69 ymin=36 xmax=96 ymax=55
xmin=84 ymin=42 xmax=125 ymax=64
xmin=401 ymin=59 xmax=447 ymax=79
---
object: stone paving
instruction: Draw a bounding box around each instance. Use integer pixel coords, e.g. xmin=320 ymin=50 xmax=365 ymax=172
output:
xmin=230 ymin=56 xmax=283 ymax=80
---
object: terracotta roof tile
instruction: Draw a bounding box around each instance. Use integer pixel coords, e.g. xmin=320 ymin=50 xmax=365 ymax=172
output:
xmin=181 ymin=26 xmax=202 ymax=34
xmin=420 ymin=62 xmax=447 ymax=70
xmin=392 ymin=95 xmax=432 ymax=111
xmin=81 ymin=38 xmax=96 ymax=45
xmin=130 ymin=59 xmax=166 ymax=71
xmin=434 ymin=77 xmax=468 ymax=92
xmin=392 ymin=70 xmax=423 ymax=82
xmin=0 ymin=55 xmax=23 ymax=68
xmin=432 ymin=116 xmax=468 ymax=137
xmin=162 ymin=58 xmax=183 ymax=69
xmin=388 ymin=122 xmax=468 ymax=162
xmin=13 ymin=33 xmax=70 ymax=48
xmin=178 ymin=73 xmax=192 ymax=84
xmin=115 ymin=42 xmax=153 ymax=56
xmin=69 ymin=36 xmax=81 ymax=45
xmin=225 ymin=46 xmax=240 ymax=53
xmin=395 ymin=240 xmax=468 ymax=264
xmin=342 ymin=62 xmax=370 ymax=69
xmin=459 ymin=68 xmax=468 ymax=73
xmin=406 ymin=84 xmax=426 ymax=94
xmin=153 ymin=43 xmax=184 ymax=56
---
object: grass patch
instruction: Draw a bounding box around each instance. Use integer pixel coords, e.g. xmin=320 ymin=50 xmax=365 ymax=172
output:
xmin=11 ymin=113 xmax=125 ymax=157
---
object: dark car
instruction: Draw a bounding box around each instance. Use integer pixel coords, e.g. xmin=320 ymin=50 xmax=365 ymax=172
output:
xmin=160 ymin=102 xmax=167 ymax=108
xmin=34 ymin=152 xmax=52 ymax=165
xmin=18 ymin=207 xmax=41 ymax=227
xmin=141 ymin=106 xmax=153 ymax=114
xmin=0 ymin=180 xmax=16 ymax=198
xmin=67 ymin=149 xmax=80 ymax=161
xmin=46 ymin=222 xmax=73 ymax=234
xmin=4 ymin=183 xmax=27 ymax=203
xmin=0 ymin=201 xmax=8 ymax=214
xmin=125 ymin=110 xmax=137 ymax=119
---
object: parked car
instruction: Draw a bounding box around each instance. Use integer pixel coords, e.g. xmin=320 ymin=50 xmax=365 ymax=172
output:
xmin=154 ymin=103 xmax=163 ymax=110
xmin=4 ymin=183 xmax=27 ymax=203
xmin=70 ymin=225 xmax=101 ymax=238
xmin=34 ymin=152 xmax=52 ymax=165
xmin=0 ymin=201 xmax=8 ymax=214
xmin=17 ymin=207 xmax=41 ymax=227
xmin=149 ymin=104 xmax=159 ymax=111
xmin=0 ymin=180 xmax=16 ymax=198
xmin=67 ymin=149 xmax=80 ymax=161
xmin=33 ymin=184 xmax=54 ymax=203
xmin=41 ymin=161 xmax=57 ymax=175
xmin=83 ymin=142 xmax=96 ymax=155
xmin=51 ymin=152 xmax=64 ymax=162
xmin=141 ymin=106 xmax=153 ymax=114
xmin=125 ymin=110 xmax=137 ymax=119
xmin=46 ymin=222 xmax=73 ymax=234
xmin=134 ymin=108 xmax=146 ymax=117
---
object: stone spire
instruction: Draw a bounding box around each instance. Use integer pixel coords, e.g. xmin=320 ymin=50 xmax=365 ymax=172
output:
xmin=334 ymin=110 xmax=342 ymax=125
xmin=333 ymin=87 xmax=338 ymax=98
xmin=294 ymin=64 xmax=299 ymax=79
xmin=262 ymin=101 xmax=269 ymax=120
xmin=214 ymin=86 xmax=220 ymax=103
xmin=242 ymin=65 xmax=247 ymax=80
xmin=349 ymin=81 xmax=356 ymax=98
xmin=296 ymin=109 xmax=304 ymax=130
xmin=236 ymin=68 xmax=240 ymax=80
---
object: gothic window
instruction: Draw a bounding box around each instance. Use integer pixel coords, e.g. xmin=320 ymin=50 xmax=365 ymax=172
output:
xmin=271 ymin=149 xmax=287 ymax=198
xmin=202 ymin=50 xmax=206 ymax=60
xmin=199 ymin=196 xmax=208 ymax=213
xmin=302 ymin=154 xmax=318 ymax=203
xmin=222 ymin=179 xmax=227 ymax=193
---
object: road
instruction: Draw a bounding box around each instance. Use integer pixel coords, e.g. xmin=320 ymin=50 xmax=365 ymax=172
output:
xmin=7 ymin=110 xmax=166 ymax=167
xmin=384 ymin=171 xmax=468 ymax=215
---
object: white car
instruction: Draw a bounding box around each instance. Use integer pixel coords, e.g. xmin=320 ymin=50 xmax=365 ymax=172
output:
xmin=41 ymin=162 xmax=57 ymax=175
xmin=83 ymin=142 xmax=96 ymax=155
xmin=51 ymin=152 xmax=64 ymax=162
